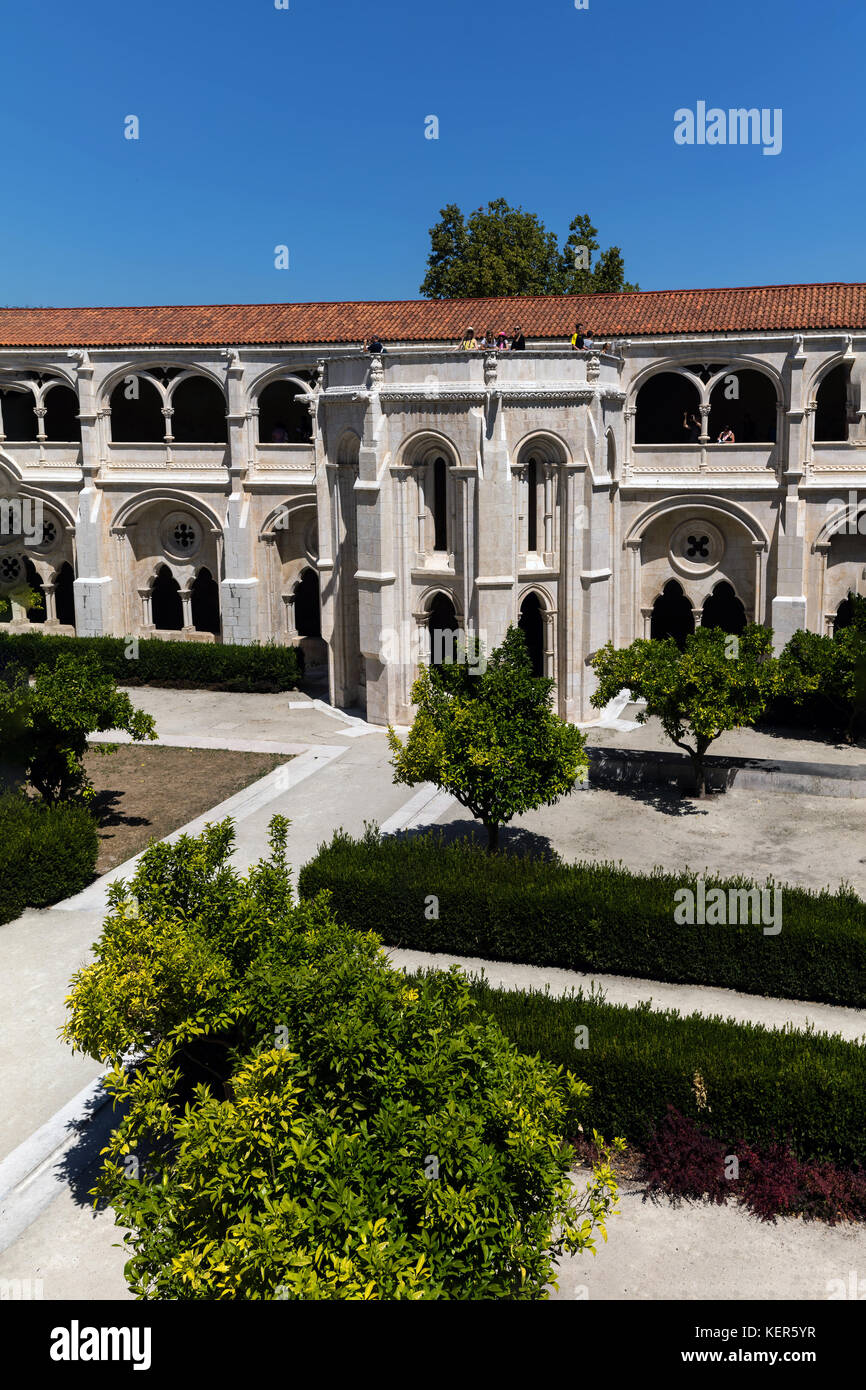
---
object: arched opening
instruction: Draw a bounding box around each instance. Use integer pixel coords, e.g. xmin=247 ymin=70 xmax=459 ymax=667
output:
xmin=707 ymin=369 xmax=777 ymax=442
xmin=519 ymin=592 xmax=545 ymax=677
xmin=293 ymin=567 xmax=321 ymax=638
xmin=635 ymin=373 xmax=701 ymax=444
xmin=258 ymin=380 xmax=313 ymax=444
xmin=527 ymin=458 xmax=539 ymax=551
xmin=151 ymin=565 xmax=183 ymax=630
xmin=22 ymin=557 xmax=45 ymax=623
xmin=701 ymin=581 xmax=747 ymax=634
xmin=55 ymin=561 xmax=75 ymax=627
xmin=428 ymin=592 xmax=458 ymax=667
xmin=0 ymin=389 xmax=38 ymax=441
xmin=606 ymin=429 xmax=616 ymax=478
xmin=432 ymin=456 xmax=448 ymax=552
xmin=835 ymin=595 xmax=855 ymax=635
xmin=815 ymin=364 xmax=850 ymax=443
xmin=190 ymin=567 xmax=221 ymax=635
xmin=651 ymin=580 xmax=694 ymax=648
xmin=43 ymin=385 xmax=81 ymax=442
xmin=110 ymin=376 xmax=165 ymax=443
xmin=170 ymin=377 xmax=227 ymax=444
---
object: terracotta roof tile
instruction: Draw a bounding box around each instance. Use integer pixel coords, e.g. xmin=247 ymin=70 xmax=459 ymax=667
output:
xmin=0 ymin=283 xmax=864 ymax=348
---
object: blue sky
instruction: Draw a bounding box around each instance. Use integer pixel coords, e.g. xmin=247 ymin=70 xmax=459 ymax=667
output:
xmin=1 ymin=0 xmax=861 ymax=307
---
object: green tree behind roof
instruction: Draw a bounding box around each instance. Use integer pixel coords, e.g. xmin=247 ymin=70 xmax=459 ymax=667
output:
xmin=420 ymin=200 xmax=639 ymax=299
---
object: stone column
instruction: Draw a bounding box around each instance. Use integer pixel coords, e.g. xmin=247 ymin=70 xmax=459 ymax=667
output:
xmin=220 ymin=351 xmax=260 ymax=644
xmin=73 ymin=353 xmax=114 ymax=636
xmin=138 ymin=586 xmax=152 ymax=629
xmin=42 ymin=583 xmax=57 ymax=624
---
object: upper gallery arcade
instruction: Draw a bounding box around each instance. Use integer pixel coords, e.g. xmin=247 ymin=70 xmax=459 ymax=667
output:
xmin=0 ymin=281 xmax=864 ymax=726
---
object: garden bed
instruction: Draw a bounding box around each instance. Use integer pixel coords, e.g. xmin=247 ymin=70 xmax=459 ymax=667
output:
xmin=87 ymin=745 xmax=291 ymax=872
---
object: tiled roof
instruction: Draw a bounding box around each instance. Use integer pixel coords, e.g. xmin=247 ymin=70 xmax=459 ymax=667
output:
xmin=0 ymin=283 xmax=865 ymax=348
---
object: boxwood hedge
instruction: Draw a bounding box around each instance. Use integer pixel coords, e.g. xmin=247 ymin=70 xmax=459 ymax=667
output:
xmin=297 ymin=830 xmax=866 ymax=1009
xmin=0 ymin=793 xmax=99 ymax=923
xmin=465 ymin=978 xmax=866 ymax=1167
xmin=0 ymin=632 xmax=303 ymax=693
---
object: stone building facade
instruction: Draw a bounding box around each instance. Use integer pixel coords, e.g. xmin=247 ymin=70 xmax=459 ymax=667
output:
xmin=0 ymin=283 xmax=864 ymax=726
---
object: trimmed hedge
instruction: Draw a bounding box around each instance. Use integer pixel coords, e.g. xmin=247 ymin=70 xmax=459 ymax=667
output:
xmin=0 ymin=793 xmax=99 ymax=923
xmin=0 ymin=632 xmax=304 ymax=693
xmin=297 ymin=831 xmax=866 ymax=1009
xmin=464 ymin=978 xmax=866 ymax=1167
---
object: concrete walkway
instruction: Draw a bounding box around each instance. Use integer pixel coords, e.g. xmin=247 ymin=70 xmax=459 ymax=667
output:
xmin=385 ymin=948 xmax=866 ymax=1043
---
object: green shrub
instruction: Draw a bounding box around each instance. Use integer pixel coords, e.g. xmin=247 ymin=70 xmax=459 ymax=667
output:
xmin=0 ymin=632 xmax=304 ymax=693
xmin=0 ymin=793 xmax=99 ymax=922
xmin=297 ymin=830 xmax=866 ymax=1009
xmin=62 ymin=817 xmax=620 ymax=1301
xmin=466 ymin=978 xmax=866 ymax=1167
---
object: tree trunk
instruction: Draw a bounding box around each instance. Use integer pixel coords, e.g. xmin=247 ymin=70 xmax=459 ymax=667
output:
xmin=690 ymin=752 xmax=706 ymax=799
xmin=485 ymin=821 xmax=500 ymax=853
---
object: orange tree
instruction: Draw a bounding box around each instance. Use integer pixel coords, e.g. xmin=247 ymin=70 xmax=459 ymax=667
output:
xmin=388 ymin=626 xmax=587 ymax=850
xmin=591 ymin=624 xmax=785 ymax=798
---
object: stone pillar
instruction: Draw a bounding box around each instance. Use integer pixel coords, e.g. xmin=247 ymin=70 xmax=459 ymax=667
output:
xmin=73 ymin=353 xmax=115 ymax=636
xmin=474 ymin=392 xmax=514 ymax=657
xmin=42 ymin=583 xmax=57 ymax=624
xmin=220 ymin=351 xmax=260 ymax=644
xmin=138 ymin=586 xmax=152 ymax=628
xmin=180 ymin=588 xmax=193 ymax=631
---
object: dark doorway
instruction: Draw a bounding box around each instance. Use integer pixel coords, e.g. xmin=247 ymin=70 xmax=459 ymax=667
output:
xmin=701 ymin=581 xmax=747 ymax=634
xmin=55 ymin=561 xmax=75 ymax=627
xmin=635 ymin=373 xmax=701 ymax=444
xmin=708 ymin=369 xmax=776 ymax=442
xmin=190 ymin=567 xmax=221 ymax=635
xmin=23 ymin=557 xmax=45 ymax=622
xmin=171 ymin=377 xmax=227 ymax=444
xmin=651 ymin=580 xmax=695 ymax=648
xmin=432 ymin=457 xmax=448 ymax=552
xmin=294 ymin=568 xmax=321 ymax=638
xmin=110 ymin=376 xmax=165 ymax=443
xmin=0 ymin=389 xmax=38 ymax=441
xmin=519 ymin=592 xmax=545 ymax=676
xmin=835 ymin=596 xmax=855 ymax=635
xmin=258 ymin=381 xmax=313 ymax=443
xmin=815 ymin=365 xmax=850 ymax=443
xmin=43 ymin=385 xmax=82 ymax=442
xmin=428 ymin=592 xmax=458 ymax=667
xmin=151 ymin=565 xmax=183 ymax=630
xmin=527 ymin=458 xmax=539 ymax=551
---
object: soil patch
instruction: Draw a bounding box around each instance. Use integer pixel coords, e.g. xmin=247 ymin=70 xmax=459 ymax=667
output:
xmin=86 ymin=744 xmax=290 ymax=873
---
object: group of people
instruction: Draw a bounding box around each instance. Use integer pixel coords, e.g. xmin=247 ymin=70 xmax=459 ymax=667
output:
xmin=457 ymin=322 xmax=610 ymax=353
xmin=459 ymin=325 xmax=526 ymax=351
xmin=683 ymin=412 xmax=736 ymax=444
xmin=362 ymin=321 xmax=610 ymax=355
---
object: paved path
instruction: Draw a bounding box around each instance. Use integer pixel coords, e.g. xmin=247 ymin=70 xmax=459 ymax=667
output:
xmin=385 ymin=948 xmax=866 ymax=1042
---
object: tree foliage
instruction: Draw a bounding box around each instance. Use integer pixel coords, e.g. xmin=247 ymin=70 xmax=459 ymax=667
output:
xmin=0 ymin=652 xmax=156 ymax=802
xmin=590 ymin=625 xmax=785 ymax=797
xmin=388 ymin=626 xmax=587 ymax=848
xmin=777 ymin=593 xmax=866 ymax=742
xmin=420 ymin=200 xmax=638 ymax=299
xmin=63 ymin=817 xmax=621 ymax=1300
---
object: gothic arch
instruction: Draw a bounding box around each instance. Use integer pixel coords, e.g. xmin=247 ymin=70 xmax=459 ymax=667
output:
xmin=110 ymin=490 xmax=223 ymax=537
xmin=512 ymin=429 xmax=571 ymax=467
xmin=397 ymin=429 xmax=462 ymax=470
xmin=625 ymin=495 xmax=769 ymax=551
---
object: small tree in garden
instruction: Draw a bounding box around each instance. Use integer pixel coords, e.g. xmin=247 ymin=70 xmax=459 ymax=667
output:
xmin=0 ymin=653 xmax=156 ymax=803
xmin=388 ymin=626 xmax=587 ymax=850
xmin=590 ymin=624 xmax=784 ymax=798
